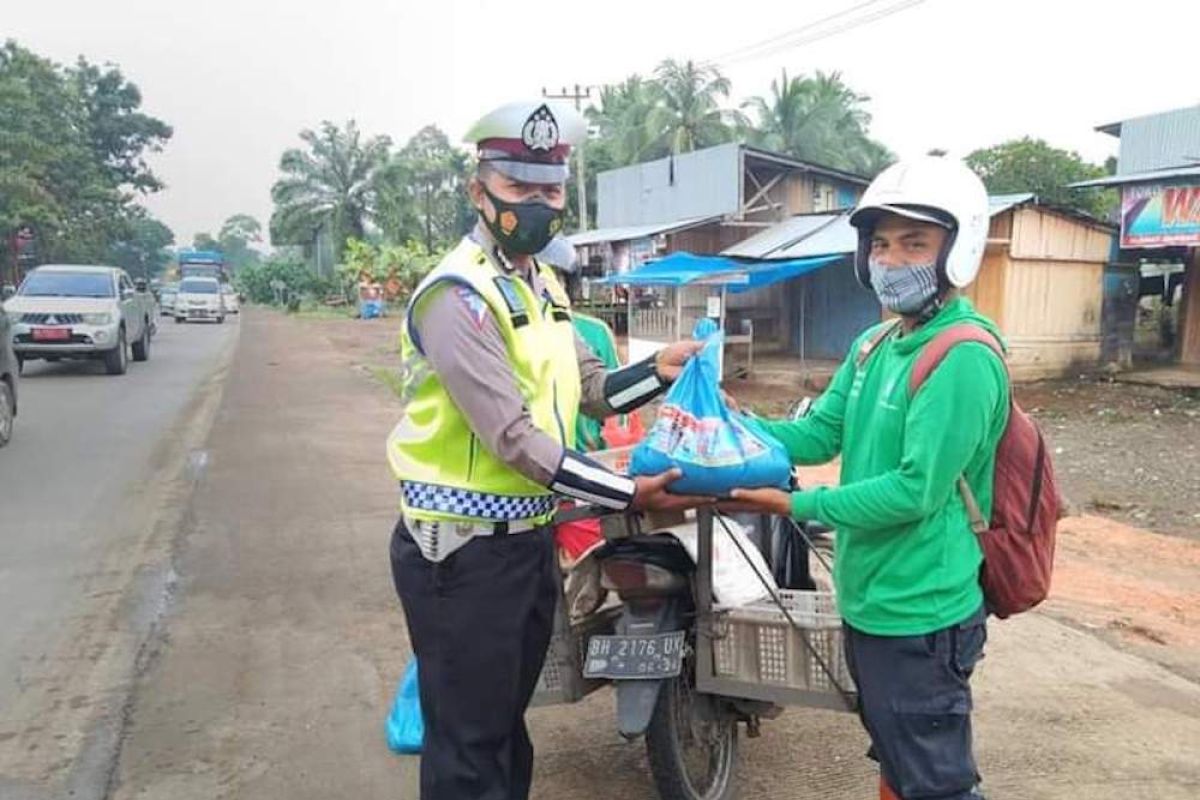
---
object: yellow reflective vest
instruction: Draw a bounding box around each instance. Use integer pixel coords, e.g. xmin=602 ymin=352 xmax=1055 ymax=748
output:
xmin=386 ymin=238 xmax=581 ymax=526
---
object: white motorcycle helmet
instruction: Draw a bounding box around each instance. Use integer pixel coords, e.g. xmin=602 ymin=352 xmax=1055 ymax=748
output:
xmin=849 ymin=156 xmax=989 ymax=290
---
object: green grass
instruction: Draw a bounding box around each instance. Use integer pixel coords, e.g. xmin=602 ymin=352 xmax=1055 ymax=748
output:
xmin=368 ymin=365 xmax=405 ymax=398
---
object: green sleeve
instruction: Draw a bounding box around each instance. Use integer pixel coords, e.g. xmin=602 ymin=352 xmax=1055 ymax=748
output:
xmin=755 ymin=352 xmax=855 ymax=466
xmin=790 ymin=343 xmax=1006 ymax=528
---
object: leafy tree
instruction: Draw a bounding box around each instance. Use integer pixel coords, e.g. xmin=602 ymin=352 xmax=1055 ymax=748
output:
xmin=69 ymin=58 xmax=172 ymax=194
xmin=269 ymin=120 xmax=391 ymax=259
xmin=108 ymin=208 xmax=174 ymax=279
xmin=0 ymin=40 xmax=171 ymax=276
xmin=235 ymin=255 xmax=337 ymax=305
xmin=647 ymin=59 xmax=744 ymax=156
xmin=743 ymin=70 xmax=892 ymax=176
xmin=218 ymin=213 xmax=263 ymax=272
xmin=193 ymin=232 xmax=221 ymax=251
xmin=374 ymin=125 xmax=472 ymax=253
xmin=966 ymin=137 xmax=1115 ymax=217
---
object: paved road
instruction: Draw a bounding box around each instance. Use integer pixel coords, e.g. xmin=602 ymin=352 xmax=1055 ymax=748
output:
xmin=0 ymin=315 xmax=238 ymax=800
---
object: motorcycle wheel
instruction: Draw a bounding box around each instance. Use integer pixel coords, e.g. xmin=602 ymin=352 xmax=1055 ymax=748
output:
xmin=645 ymin=657 xmax=738 ymax=800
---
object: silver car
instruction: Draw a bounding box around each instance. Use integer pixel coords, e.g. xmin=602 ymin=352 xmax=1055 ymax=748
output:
xmin=5 ymin=265 xmax=155 ymax=376
xmin=0 ymin=295 xmax=18 ymax=446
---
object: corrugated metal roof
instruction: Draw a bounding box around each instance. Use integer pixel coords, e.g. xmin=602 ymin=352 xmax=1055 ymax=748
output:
xmin=722 ymin=214 xmax=843 ymax=258
xmin=988 ymin=193 xmax=1037 ymax=216
xmin=565 ymin=215 xmax=719 ymax=246
xmin=1069 ymin=165 xmax=1200 ymax=188
xmin=724 ymin=194 xmax=1044 ymax=260
xmin=1097 ymin=105 xmax=1200 ymax=175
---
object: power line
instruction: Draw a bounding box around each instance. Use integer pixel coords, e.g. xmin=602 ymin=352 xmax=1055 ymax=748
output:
xmin=707 ymin=0 xmax=926 ymax=68
xmin=704 ymin=0 xmax=891 ymax=65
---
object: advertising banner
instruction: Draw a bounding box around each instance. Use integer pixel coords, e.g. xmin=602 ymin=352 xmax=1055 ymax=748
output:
xmin=1121 ymin=182 xmax=1200 ymax=248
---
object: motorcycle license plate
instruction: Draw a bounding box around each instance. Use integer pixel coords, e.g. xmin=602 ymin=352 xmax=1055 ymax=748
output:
xmin=583 ymin=631 xmax=685 ymax=680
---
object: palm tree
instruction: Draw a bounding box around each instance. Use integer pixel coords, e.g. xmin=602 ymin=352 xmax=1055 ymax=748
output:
xmin=647 ymin=59 xmax=744 ymax=156
xmin=269 ymin=120 xmax=391 ymax=258
xmin=589 ymin=76 xmax=662 ymax=165
xmin=743 ymin=70 xmax=893 ymax=176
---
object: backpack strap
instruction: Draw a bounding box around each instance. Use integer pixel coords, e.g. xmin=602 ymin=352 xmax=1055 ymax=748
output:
xmin=855 ymin=318 xmax=903 ymax=369
xmin=909 ymin=325 xmax=1007 ymax=537
xmin=908 ymin=325 xmax=1006 ymax=396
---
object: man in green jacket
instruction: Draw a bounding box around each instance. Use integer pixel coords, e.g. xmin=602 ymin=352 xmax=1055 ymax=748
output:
xmin=728 ymin=157 xmax=1007 ymax=800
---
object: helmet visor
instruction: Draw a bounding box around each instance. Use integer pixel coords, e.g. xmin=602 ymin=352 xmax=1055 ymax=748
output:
xmin=850 ymin=203 xmax=954 ymax=231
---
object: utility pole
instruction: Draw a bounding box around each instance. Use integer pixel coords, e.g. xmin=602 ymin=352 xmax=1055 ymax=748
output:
xmin=543 ymin=84 xmax=592 ymax=231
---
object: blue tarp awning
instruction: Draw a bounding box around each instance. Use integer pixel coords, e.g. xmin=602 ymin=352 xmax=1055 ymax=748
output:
xmin=597 ymin=252 xmax=840 ymax=291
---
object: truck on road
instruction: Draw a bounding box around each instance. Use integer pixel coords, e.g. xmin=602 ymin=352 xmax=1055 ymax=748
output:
xmin=5 ymin=265 xmax=157 ymax=375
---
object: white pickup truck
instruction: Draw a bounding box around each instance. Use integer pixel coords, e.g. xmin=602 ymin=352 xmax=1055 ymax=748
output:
xmin=4 ymin=264 xmax=156 ymax=375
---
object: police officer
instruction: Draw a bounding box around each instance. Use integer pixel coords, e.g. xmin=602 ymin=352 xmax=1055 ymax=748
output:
xmin=387 ymin=100 xmax=709 ymax=800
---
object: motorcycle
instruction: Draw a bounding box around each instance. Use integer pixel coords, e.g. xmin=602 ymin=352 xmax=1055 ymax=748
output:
xmin=539 ymin=501 xmax=854 ymax=800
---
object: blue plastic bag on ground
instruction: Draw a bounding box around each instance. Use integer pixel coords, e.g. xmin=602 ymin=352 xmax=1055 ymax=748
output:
xmin=630 ymin=322 xmax=793 ymax=496
xmin=385 ymin=659 xmax=423 ymax=754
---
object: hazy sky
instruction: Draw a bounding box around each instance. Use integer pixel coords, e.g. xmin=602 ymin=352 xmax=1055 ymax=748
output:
xmin=7 ymin=0 xmax=1199 ymax=244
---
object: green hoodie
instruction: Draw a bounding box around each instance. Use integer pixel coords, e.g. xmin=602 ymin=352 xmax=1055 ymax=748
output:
xmin=757 ymin=297 xmax=1009 ymax=636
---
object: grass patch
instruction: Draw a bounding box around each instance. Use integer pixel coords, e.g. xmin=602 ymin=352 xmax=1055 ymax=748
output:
xmin=368 ymin=365 xmax=405 ymax=398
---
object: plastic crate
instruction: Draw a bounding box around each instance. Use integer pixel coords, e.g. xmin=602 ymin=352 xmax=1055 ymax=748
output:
xmin=711 ymin=590 xmax=854 ymax=695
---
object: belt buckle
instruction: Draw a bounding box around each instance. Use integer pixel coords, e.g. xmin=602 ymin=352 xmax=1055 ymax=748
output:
xmin=454 ymin=522 xmax=475 ymax=538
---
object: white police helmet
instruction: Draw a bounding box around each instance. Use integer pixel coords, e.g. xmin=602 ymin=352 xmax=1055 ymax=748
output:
xmin=464 ymin=100 xmax=587 ymax=184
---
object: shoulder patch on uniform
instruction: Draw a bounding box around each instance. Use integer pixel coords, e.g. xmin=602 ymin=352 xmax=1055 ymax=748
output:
xmin=453 ymin=285 xmax=490 ymax=329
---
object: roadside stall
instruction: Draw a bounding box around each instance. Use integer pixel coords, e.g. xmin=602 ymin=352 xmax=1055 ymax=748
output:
xmin=599 ymin=252 xmax=837 ymax=378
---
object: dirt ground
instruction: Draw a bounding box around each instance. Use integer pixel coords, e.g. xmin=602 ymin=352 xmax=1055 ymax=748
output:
xmin=108 ymin=309 xmax=1200 ymax=800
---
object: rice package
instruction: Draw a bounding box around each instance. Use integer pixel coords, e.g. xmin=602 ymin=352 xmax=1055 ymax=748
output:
xmin=630 ymin=324 xmax=793 ymax=496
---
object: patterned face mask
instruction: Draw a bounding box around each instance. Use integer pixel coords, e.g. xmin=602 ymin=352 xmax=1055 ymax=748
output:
xmin=869 ymin=260 xmax=940 ymax=315
xmin=480 ymin=186 xmax=564 ymax=256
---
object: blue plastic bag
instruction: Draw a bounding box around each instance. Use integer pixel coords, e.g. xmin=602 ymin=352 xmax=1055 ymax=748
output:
xmin=385 ymin=659 xmax=424 ymax=754
xmin=630 ymin=322 xmax=793 ymax=496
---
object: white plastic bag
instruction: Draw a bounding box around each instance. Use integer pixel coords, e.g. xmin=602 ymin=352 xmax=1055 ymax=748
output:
xmin=660 ymin=516 xmax=778 ymax=608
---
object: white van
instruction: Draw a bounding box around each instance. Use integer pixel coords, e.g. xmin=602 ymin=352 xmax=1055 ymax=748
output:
xmin=175 ymin=277 xmax=226 ymax=324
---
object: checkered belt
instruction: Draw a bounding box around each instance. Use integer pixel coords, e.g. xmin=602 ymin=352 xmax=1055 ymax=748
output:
xmin=402 ymin=481 xmax=555 ymax=521
xmin=401 ymin=482 xmax=552 ymax=562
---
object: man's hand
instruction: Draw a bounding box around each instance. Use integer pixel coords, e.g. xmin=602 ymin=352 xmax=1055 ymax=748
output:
xmin=631 ymin=468 xmax=713 ymax=512
xmin=716 ymin=487 xmax=793 ymax=517
xmin=654 ymin=340 xmax=704 ymax=382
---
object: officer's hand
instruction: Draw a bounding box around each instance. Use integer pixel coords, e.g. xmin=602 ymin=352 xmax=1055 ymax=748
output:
xmin=631 ymin=469 xmax=713 ymax=512
xmin=655 ymin=340 xmax=705 ymax=382
xmin=716 ymin=487 xmax=793 ymax=517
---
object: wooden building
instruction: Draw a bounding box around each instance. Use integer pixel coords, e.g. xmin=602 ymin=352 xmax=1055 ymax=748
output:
xmin=618 ymin=194 xmax=1117 ymax=380
xmin=568 ymin=143 xmax=869 ymax=278
xmin=967 ymin=196 xmax=1116 ymax=378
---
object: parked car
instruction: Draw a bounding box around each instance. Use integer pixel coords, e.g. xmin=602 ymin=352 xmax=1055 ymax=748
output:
xmin=5 ymin=265 xmax=155 ymax=375
xmin=175 ymin=277 xmax=225 ymax=324
xmin=220 ymin=284 xmax=240 ymax=314
xmin=0 ymin=297 xmax=19 ymax=447
xmin=160 ymin=284 xmax=179 ymax=316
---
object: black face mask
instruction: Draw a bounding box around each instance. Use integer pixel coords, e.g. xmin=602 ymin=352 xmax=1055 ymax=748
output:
xmin=480 ymin=186 xmax=564 ymax=256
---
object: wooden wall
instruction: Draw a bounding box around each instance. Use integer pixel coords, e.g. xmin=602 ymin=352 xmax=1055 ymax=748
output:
xmin=1010 ymin=206 xmax=1113 ymax=262
xmin=1181 ymin=250 xmax=1200 ymax=366
xmin=966 ymin=206 xmax=1113 ymax=379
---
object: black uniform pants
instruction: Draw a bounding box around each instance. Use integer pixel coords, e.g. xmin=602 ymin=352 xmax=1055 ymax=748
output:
xmin=390 ymin=519 xmax=558 ymax=800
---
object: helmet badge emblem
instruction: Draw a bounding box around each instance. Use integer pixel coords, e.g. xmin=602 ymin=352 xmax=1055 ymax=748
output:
xmin=521 ymin=105 xmax=559 ymax=153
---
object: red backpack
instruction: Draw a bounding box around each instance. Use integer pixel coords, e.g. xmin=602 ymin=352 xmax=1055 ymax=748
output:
xmin=859 ymin=322 xmax=1061 ymax=618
